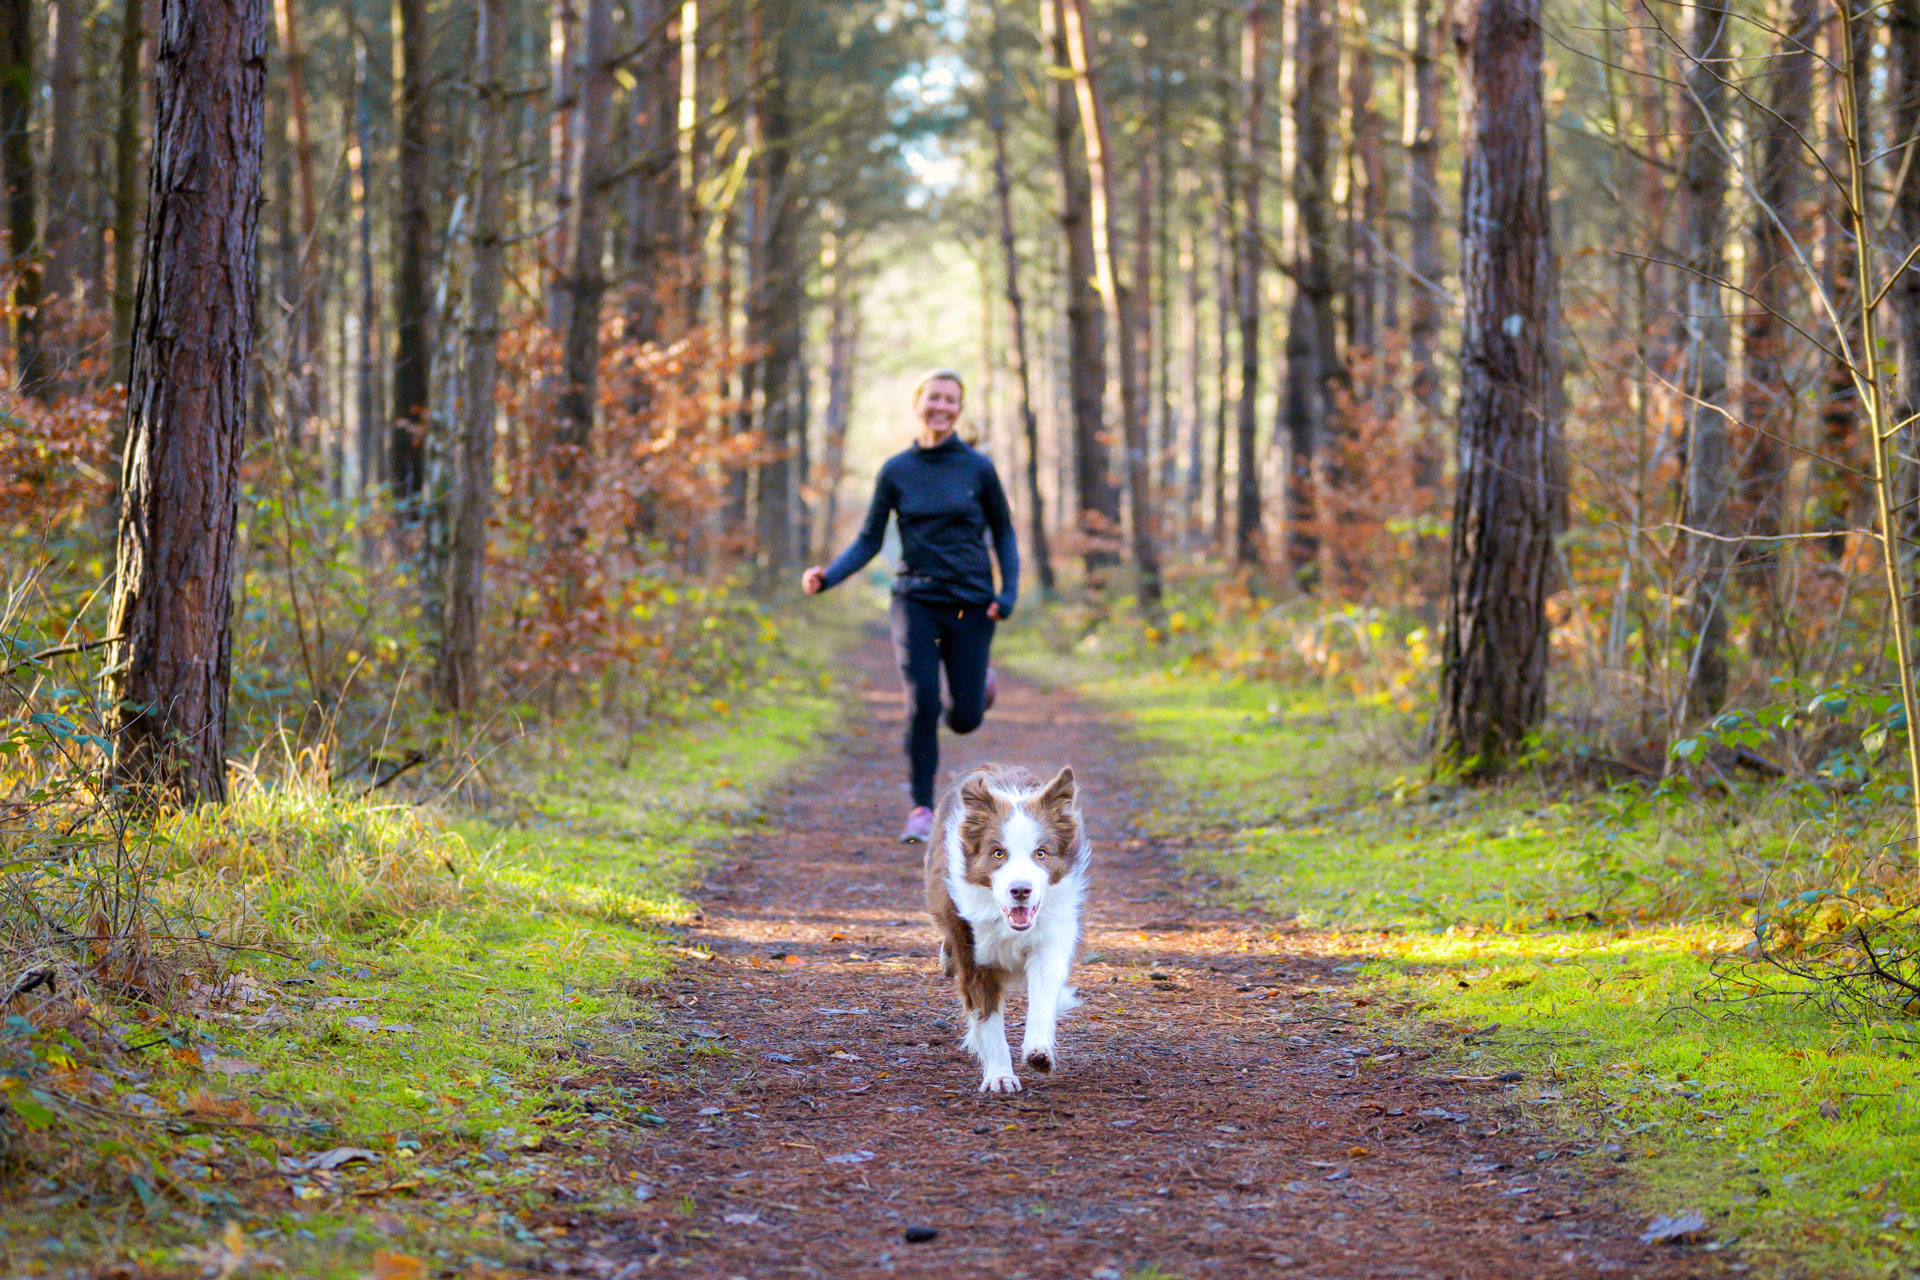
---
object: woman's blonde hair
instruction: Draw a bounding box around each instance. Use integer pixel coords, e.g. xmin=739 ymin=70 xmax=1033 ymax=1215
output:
xmin=910 ymin=368 xmax=966 ymax=409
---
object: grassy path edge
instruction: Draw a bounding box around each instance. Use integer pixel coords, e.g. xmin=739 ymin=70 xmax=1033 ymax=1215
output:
xmin=1009 ymin=649 xmax=1920 ymax=1280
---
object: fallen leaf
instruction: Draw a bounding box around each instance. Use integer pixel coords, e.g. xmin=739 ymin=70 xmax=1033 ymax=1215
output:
xmin=277 ymin=1146 xmax=381 ymax=1174
xmin=372 ymin=1251 xmax=426 ymax=1280
xmin=1639 ymin=1209 xmax=1708 ymax=1244
xmin=1348 ymin=1145 xmax=1372 ymax=1158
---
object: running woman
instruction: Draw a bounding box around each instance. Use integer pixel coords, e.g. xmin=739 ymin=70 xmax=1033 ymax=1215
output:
xmin=802 ymin=369 xmax=1019 ymax=843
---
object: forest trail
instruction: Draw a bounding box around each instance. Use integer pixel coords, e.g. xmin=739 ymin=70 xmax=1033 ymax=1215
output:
xmin=548 ymin=633 xmax=1713 ymax=1280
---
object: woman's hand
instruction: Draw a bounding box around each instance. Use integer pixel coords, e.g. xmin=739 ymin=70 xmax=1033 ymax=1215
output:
xmin=987 ymin=601 xmax=1002 ymax=620
xmin=802 ymin=566 xmax=826 ymax=595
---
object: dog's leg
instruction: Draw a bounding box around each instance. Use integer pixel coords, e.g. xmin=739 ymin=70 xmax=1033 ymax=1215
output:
xmin=1020 ymin=947 xmax=1075 ymax=1073
xmin=958 ymin=964 xmax=1018 ymax=1093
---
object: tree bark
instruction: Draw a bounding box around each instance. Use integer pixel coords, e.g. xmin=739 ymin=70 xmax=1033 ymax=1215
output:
xmin=1289 ymin=0 xmax=1342 ymax=587
xmin=1814 ymin=8 xmax=1872 ymax=541
xmin=1403 ymin=0 xmax=1443 ymax=493
xmin=274 ymin=0 xmax=324 ymax=445
xmin=1343 ymin=0 xmax=1378 ymax=356
xmin=1681 ymin=0 xmax=1732 ymax=716
xmin=438 ymin=0 xmax=507 ymax=713
xmin=1436 ymin=0 xmax=1559 ymax=774
xmin=108 ymin=0 xmax=266 ymax=805
xmin=1212 ymin=85 xmax=1234 ymax=552
xmin=109 ymin=0 xmax=145 ymax=385
xmin=557 ymin=0 xmax=614 ymax=472
xmin=1887 ymin=0 xmax=1920 ymax=602
xmin=390 ymin=0 xmax=433 ymax=504
xmin=44 ymin=0 xmax=82 ymax=318
xmin=628 ymin=0 xmax=681 ymax=344
xmin=989 ymin=6 xmax=1055 ymax=594
xmin=1043 ymin=0 xmax=1118 ymax=576
xmin=1062 ymin=0 xmax=1161 ymax=608
xmin=548 ymin=0 xmax=579 ymax=333
xmin=1738 ymin=0 xmax=1814 ymax=591
xmin=750 ymin=0 xmax=802 ymax=572
xmin=818 ymin=237 xmax=857 ymax=561
xmin=352 ymin=34 xmax=382 ymax=494
xmin=1 ymin=0 xmax=43 ymax=398
xmin=1234 ymin=0 xmax=1264 ymax=567
xmin=1180 ymin=170 xmax=1205 ymax=549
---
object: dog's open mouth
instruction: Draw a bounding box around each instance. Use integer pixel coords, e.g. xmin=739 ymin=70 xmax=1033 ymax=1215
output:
xmin=1004 ymin=904 xmax=1038 ymax=931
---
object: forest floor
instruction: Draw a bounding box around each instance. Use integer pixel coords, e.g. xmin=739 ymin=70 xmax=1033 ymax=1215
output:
xmin=532 ymin=631 xmax=1716 ymax=1280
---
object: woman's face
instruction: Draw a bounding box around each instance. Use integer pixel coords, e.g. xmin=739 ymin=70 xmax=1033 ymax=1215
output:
xmin=915 ymin=378 xmax=964 ymax=439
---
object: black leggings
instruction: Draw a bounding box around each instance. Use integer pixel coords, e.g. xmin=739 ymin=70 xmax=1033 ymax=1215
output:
xmin=890 ymin=594 xmax=996 ymax=809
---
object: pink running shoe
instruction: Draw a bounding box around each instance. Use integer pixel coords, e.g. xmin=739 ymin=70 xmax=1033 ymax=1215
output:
xmin=983 ymin=666 xmax=998 ymax=713
xmin=899 ymin=806 xmax=935 ymax=844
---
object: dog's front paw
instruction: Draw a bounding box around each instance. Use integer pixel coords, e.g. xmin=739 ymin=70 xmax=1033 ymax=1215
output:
xmin=978 ymin=1073 xmax=1023 ymax=1094
xmin=1022 ymin=1045 xmax=1055 ymax=1073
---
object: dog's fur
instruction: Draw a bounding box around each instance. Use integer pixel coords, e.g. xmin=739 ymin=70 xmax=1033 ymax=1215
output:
xmin=924 ymin=763 xmax=1089 ymax=1093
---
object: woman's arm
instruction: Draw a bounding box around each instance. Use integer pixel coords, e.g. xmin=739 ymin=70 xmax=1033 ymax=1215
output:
xmin=816 ymin=468 xmax=896 ymax=591
xmin=981 ymin=462 xmax=1020 ymax=619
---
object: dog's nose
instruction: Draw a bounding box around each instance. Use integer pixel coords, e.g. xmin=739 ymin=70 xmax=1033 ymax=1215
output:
xmin=1008 ymin=883 xmax=1032 ymax=903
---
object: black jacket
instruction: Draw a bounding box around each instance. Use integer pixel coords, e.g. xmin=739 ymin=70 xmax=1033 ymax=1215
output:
xmin=820 ymin=435 xmax=1019 ymax=616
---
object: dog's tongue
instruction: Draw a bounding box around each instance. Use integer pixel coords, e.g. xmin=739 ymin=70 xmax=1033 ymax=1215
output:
xmin=1007 ymin=905 xmax=1036 ymax=929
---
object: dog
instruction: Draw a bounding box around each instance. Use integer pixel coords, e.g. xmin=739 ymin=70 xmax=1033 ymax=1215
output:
xmin=924 ymin=763 xmax=1089 ymax=1093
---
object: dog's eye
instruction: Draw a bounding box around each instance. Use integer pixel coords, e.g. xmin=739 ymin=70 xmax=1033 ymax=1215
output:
xmin=1034 ymin=848 xmax=1048 ymax=861
xmin=991 ymin=848 xmax=1007 ymax=861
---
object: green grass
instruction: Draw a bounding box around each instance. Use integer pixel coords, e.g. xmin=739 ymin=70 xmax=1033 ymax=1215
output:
xmin=0 ymin=644 xmax=845 ymax=1276
xmin=1036 ymin=658 xmax=1920 ymax=1280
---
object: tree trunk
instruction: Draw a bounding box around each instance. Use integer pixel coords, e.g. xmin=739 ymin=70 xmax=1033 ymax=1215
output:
xmin=1044 ymin=0 xmax=1118 ymax=577
xmin=1 ymin=0 xmax=43 ymax=398
xmin=818 ymin=239 xmax=856 ymax=561
xmin=44 ymin=0 xmax=82 ymax=318
xmin=1153 ymin=55 xmax=1176 ymax=499
xmin=1181 ymin=171 xmax=1205 ymax=549
xmin=1738 ymin=0 xmax=1813 ymax=595
xmin=628 ymin=0 xmax=681 ymax=344
xmin=352 ymin=34 xmax=383 ymax=494
xmin=108 ymin=0 xmax=266 ymax=805
xmin=274 ymin=0 xmax=324 ymax=447
xmin=1815 ymin=8 xmax=1872 ymax=541
xmin=390 ymin=0 xmax=433 ymax=504
xmin=1885 ymin=0 xmax=1920 ymax=604
xmin=1343 ymin=0 xmax=1378 ymax=356
xmin=750 ymin=0 xmax=801 ymax=572
xmin=438 ymin=0 xmax=507 ymax=713
xmin=557 ymin=0 xmax=614 ymax=486
xmin=989 ymin=7 xmax=1055 ymax=594
xmin=1403 ymin=0 xmax=1443 ymax=486
xmin=548 ymin=0 xmax=579 ymax=333
xmin=1212 ymin=113 xmax=1233 ymax=551
xmin=1435 ymin=0 xmax=1558 ymax=774
xmin=109 ymin=0 xmax=145 ymax=385
xmin=1290 ymin=0 xmax=1342 ymax=587
xmin=1681 ymin=0 xmax=1732 ymax=716
xmin=1062 ymin=0 xmax=1161 ymax=608
xmin=1233 ymin=0 xmax=1264 ymax=567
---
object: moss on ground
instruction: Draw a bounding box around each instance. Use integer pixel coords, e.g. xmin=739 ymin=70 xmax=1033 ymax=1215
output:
xmin=1039 ymin=659 xmax=1920 ymax=1280
xmin=0 ymin=619 xmax=850 ymax=1277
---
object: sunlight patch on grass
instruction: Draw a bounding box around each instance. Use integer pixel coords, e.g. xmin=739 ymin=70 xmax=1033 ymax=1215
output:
xmin=1076 ymin=662 xmax=1920 ymax=1279
xmin=0 ymin=665 xmax=841 ymax=1275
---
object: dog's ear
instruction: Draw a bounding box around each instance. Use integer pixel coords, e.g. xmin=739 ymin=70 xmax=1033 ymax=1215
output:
xmin=960 ymin=771 xmax=997 ymax=813
xmin=1037 ymin=766 xmax=1077 ymax=816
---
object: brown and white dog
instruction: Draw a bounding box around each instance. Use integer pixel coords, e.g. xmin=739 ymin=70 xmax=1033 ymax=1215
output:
xmin=924 ymin=764 xmax=1090 ymax=1093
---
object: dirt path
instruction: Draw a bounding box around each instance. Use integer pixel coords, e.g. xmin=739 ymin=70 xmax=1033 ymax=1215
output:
xmin=548 ymin=633 xmax=1713 ymax=1280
